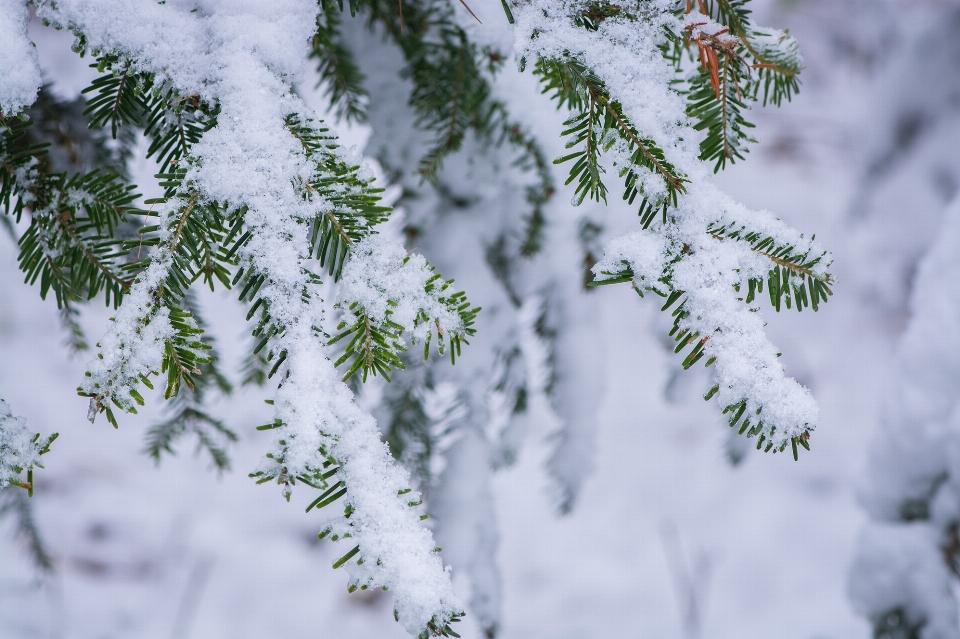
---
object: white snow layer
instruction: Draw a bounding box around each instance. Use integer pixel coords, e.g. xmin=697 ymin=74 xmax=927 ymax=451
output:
xmin=38 ymin=0 xmax=460 ymax=633
xmin=0 ymin=0 xmax=41 ymax=117
xmin=0 ymin=400 xmax=43 ymax=488
xmin=338 ymin=234 xmax=466 ymax=345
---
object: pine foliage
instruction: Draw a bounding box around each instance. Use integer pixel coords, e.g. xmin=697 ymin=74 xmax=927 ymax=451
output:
xmin=0 ymin=400 xmax=56 ymax=496
xmin=0 ymin=0 xmax=829 ymax=634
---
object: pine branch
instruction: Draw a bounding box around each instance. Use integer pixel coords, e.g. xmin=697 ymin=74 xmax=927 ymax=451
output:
xmin=680 ymin=3 xmax=802 ymax=113
xmin=333 ymin=242 xmax=481 ymax=383
xmin=322 ymin=0 xmax=554 ymax=252
xmin=143 ymin=88 xmax=219 ymax=170
xmin=237 ymin=115 xmax=479 ymax=396
xmin=82 ymin=56 xmax=150 ymax=138
xmin=592 ymin=260 xmax=814 ymax=459
xmin=501 ymin=122 xmax=555 ymax=257
xmin=589 ymin=215 xmax=830 ymax=461
xmin=331 ymin=308 xmax=407 ymax=382
xmin=2 ymin=113 xmax=144 ymax=309
xmin=314 ymin=4 xmax=368 ymax=122
xmin=707 ymin=222 xmax=833 ymax=312
xmin=742 ymin=28 xmax=802 ymax=107
xmin=0 ymin=400 xmax=58 ymax=496
xmin=0 ymin=489 xmax=54 ymax=573
xmin=145 ymin=407 xmax=237 ymax=471
xmin=381 ymin=360 xmax=433 ymax=483
xmin=84 ymin=55 xmax=219 ymax=170
xmin=698 ymin=0 xmax=751 ymax=36
xmin=16 ymin=171 xmax=140 ymax=308
xmin=26 ymin=85 xmax=135 ymax=176
xmin=59 ymin=302 xmax=89 ymax=353
xmin=286 ymin=115 xmax=391 ymax=278
xmin=79 ymin=185 xmax=227 ymax=427
xmin=695 ymin=0 xmax=802 ymax=105
xmin=251 ymin=442 xmax=466 ymax=637
xmin=335 ymin=0 xmax=506 ymax=182
xmin=240 ymin=348 xmax=271 ymax=387
xmin=682 ymin=19 xmax=757 ymax=171
xmin=537 ymin=56 xmax=687 ymax=220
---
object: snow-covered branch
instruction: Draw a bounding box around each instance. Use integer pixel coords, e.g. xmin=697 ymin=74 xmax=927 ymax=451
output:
xmin=35 ymin=0 xmax=462 ymax=633
xmin=0 ymin=400 xmax=56 ymax=492
xmin=519 ymin=0 xmax=830 ymax=453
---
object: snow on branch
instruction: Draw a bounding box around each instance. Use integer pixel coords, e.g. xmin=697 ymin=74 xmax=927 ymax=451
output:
xmin=41 ymin=0 xmax=463 ymax=633
xmin=0 ymin=0 xmax=41 ymax=117
xmin=79 ymin=196 xmax=211 ymax=427
xmin=0 ymin=400 xmax=56 ymax=493
xmin=516 ymin=0 xmax=830 ymax=455
xmin=334 ymin=234 xmax=479 ymax=381
xmin=592 ymin=184 xmax=823 ymax=453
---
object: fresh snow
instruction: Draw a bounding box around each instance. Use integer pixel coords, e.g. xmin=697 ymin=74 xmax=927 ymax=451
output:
xmin=2 ymin=1 xmax=958 ymax=638
xmin=0 ymin=0 xmax=41 ymax=117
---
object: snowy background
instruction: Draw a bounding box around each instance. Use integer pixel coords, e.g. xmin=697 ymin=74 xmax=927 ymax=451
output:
xmin=2 ymin=0 xmax=957 ymax=637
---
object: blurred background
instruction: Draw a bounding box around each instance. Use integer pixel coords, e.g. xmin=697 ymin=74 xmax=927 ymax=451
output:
xmin=2 ymin=0 xmax=958 ymax=637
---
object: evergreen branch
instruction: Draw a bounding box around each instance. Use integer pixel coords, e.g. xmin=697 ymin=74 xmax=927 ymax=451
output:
xmin=331 ymin=307 xmax=406 ymax=382
xmin=681 ymin=2 xmax=802 ymax=109
xmin=326 ymin=209 xmax=353 ymax=247
xmin=536 ymin=56 xmax=687 ymax=219
xmin=16 ymin=171 xmax=140 ymax=309
xmin=323 ymin=0 xmax=554 ymax=247
xmin=24 ymin=86 xmax=135 ymax=177
xmin=708 ymin=222 xmax=833 ymax=312
xmin=696 ymin=0 xmax=802 ymax=102
xmin=412 ymin=30 xmax=488 ymax=183
xmin=685 ymin=60 xmax=756 ymax=171
xmin=285 ymin=115 xmax=391 ymax=278
xmin=698 ymin=0 xmax=751 ymax=36
xmin=334 ymin=241 xmax=481 ymax=382
xmin=143 ymin=88 xmax=219 ymax=169
xmin=251 ymin=439 xmax=466 ymax=636
xmin=144 ymin=292 xmax=238 ymax=473
xmin=590 ymin=222 xmax=822 ymax=460
xmin=682 ymin=15 xmax=757 ymax=170
xmin=79 ymin=185 xmax=222 ymax=428
xmin=84 ymin=55 xmax=219 ymax=169
xmin=82 ymin=57 xmax=150 ymax=137
xmin=337 ymin=0 xmax=504 ymax=181
xmin=313 ymin=5 xmax=368 ymax=123
xmin=0 ymin=400 xmax=58 ymax=496
xmin=145 ymin=407 xmax=237 ymax=472
xmin=58 ymin=206 xmax=132 ymax=291
xmin=380 ymin=360 xmax=435 ymax=487
xmin=599 ymin=92 xmax=687 ymax=200
xmin=240 ymin=348 xmax=271 ymax=387
xmin=0 ymin=489 xmax=55 ymax=572
xmin=742 ymin=28 xmax=802 ymax=107
xmin=0 ymin=117 xmax=42 ymax=221
xmin=130 ymin=182 xmax=241 ymax=295
xmin=3 ymin=114 xmax=143 ymax=308
xmin=500 ymin=122 xmax=555 ymax=257
xmin=59 ymin=302 xmax=89 ymax=352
